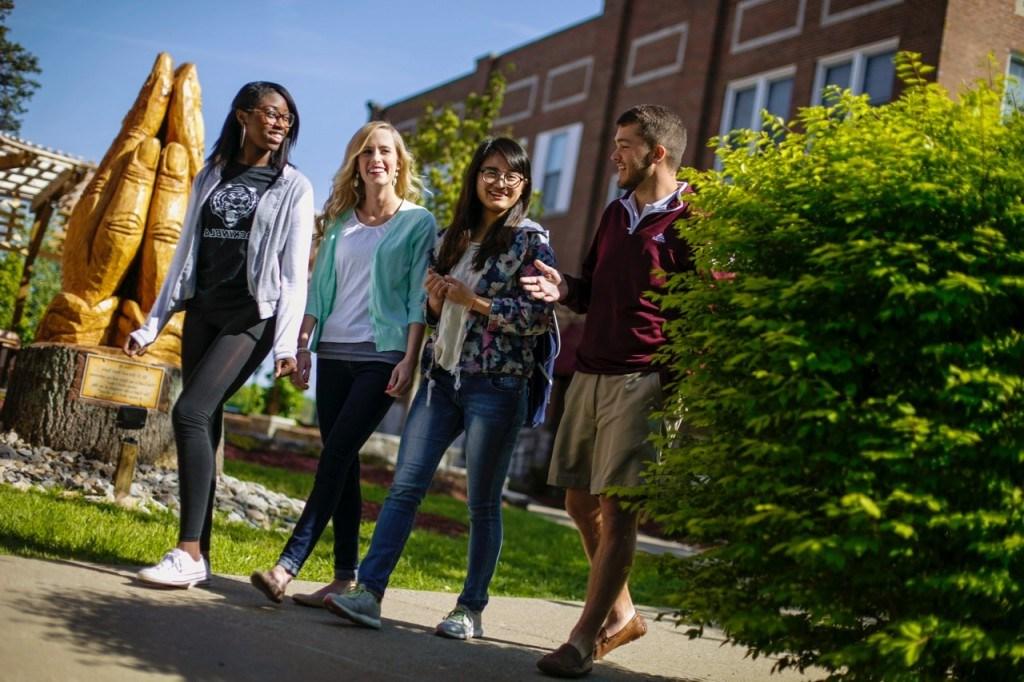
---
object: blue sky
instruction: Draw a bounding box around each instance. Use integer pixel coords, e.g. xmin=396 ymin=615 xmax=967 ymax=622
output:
xmin=10 ymin=1 xmax=602 ymax=392
xmin=11 ymin=0 xmax=602 ymax=202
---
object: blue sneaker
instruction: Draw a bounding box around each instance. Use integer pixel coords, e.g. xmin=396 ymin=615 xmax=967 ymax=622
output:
xmin=325 ymin=585 xmax=382 ymax=629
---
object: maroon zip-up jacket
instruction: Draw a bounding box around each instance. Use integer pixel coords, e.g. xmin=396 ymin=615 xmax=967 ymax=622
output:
xmin=563 ymin=186 xmax=693 ymax=375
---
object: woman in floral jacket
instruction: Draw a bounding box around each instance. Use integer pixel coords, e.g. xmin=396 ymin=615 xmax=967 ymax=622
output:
xmin=324 ymin=137 xmax=556 ymax=640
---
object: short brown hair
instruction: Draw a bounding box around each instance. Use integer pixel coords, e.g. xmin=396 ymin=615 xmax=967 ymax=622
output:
xmin=616 ymin=104 xmax=687 ymax=169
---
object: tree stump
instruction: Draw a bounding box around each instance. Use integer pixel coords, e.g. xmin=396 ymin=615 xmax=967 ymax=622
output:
xmin=1 ymin=343 xmax=182 ymax=465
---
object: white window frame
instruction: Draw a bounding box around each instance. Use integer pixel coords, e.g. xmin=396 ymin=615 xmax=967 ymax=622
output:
xmin=1004 ymin=52 xmax=1024 ymax=114
xmin=625 ymin=23 xmax=688 ymax=87
xmin=731 ymin=0 xmax=807 ymax=54
xmin=532 ymin=122 xmax=584 ymax=215
xmin=494 ymin=75 xmax=539 ymax=126
xmin=542 ymin=57 xmax=594 ymax=112
xmin=812 ymin=38 xmax=899 ymax=105
xmin=821 ymin=0 xmax=903 ymax=26
xmin=606 ymin=173 xmax=626 ymax=206
xmin=716 ymin=66 xmax=795 ymax=170
xmin=719 ymin=65 xmax=797 ymax=139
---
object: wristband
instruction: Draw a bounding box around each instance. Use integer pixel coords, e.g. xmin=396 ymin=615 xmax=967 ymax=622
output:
xmin=296 ymin=348 xmax=311 ymax=355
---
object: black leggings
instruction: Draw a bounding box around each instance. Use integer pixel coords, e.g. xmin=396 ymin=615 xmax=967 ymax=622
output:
xmin=276 ymin=358 xmax=396 ymax=579
xmin=174 ymin=305 xmax=275 ymax=552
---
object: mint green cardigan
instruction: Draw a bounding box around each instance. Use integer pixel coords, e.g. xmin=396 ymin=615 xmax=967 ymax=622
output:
xmin=305 ymin=203 xmax=437 ymax=352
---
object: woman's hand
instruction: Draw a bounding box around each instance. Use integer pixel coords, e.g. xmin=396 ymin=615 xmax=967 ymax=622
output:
xmin=442 ymin=275 xmax=476 ymax=307
xmin=290 ymin=351 xmax=312 ymax=390
xmin=385 ymin=358 xmax=415 ymax=397
xmin=275 ymin=357 xmax=297 ymax=379
xmin=520 ymin=259 xmax=566 ymax=303
xmin=122 ymin=335 xmax=149 ymax=357
xmin=425 ymin=268 xmax=448 ymax=314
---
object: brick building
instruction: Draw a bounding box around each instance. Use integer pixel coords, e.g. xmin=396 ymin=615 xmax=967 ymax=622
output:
xmin=377 ymin=0 xmax=1024 ymax=277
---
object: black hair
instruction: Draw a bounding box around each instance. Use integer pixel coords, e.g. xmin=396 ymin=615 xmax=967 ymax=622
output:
xmin=207 ymin=81 xmax=300 ymax=171
xmin=616 ymin=104 xmax=687 ymax=169
xmin=435 ymin=137 xmax=532 ymax=274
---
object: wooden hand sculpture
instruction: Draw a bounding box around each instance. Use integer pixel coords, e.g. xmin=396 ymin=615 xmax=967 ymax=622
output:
xmin=36 ymin=54 xmax=203 ymax=366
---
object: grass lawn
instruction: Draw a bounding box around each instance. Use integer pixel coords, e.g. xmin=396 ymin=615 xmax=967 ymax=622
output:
xmin=0 ymin=459 xmax=685 ymax=607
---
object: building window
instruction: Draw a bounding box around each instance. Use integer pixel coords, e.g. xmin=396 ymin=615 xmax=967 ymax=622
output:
xmin=606 ymin=173 xmax=626 ymax=205
xmin=533 ymin=123 xmax=583 ymax=215
xmin=1004 ymin=53 xmax=1024 ymax=114
xmin=717 ymin=67 xmax=794 ymax=169
xmin=721 ymin=67 xmax=795 ymax=138
xmin=813 ymin=39 xmax=898 ymax=106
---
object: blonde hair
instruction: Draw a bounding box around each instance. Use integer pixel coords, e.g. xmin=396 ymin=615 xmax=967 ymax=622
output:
xmin=316 ymin=121 xmax=422 ymax=237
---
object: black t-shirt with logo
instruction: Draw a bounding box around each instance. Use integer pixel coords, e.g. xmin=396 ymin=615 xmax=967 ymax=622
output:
xmin=195 ymin=162 xmax=279 ymax=312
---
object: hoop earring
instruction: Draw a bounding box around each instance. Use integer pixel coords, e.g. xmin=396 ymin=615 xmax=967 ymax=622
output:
xmin=239 ymin=124 xmax=247 ymax=151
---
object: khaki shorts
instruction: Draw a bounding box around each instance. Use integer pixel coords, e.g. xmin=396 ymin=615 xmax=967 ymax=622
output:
xmin=548 ymin=371 xmax=663 ymax=494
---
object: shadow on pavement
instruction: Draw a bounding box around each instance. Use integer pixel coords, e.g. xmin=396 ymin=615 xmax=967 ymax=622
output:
xmin=7 ymin=562 xmax=696 ymax=681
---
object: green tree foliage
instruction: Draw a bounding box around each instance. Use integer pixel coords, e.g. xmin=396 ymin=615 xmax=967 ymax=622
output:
xmin=262 ymin=374 xmax=305 ymax=419
xmin=403 ymin=71 xmax=506 ymax=229
xmin=0 ymin=209 xmax=61 ymax=344
xmin=0 ymin=0 xmax=40 ymax=134
xmin=636 ymin=53 xmax=1024 ymax=679
xmin=225 ymin=382 xmax=264 ymax=416
xmin=226 ymin=376 xmax=305 ymax=421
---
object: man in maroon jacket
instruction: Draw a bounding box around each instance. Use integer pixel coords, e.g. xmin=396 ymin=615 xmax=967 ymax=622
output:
xmin=523 ymin=104 xmax=692 ymax=678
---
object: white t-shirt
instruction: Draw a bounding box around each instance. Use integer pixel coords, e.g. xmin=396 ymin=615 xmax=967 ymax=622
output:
xmin=320 ymin=212 xmax=393 ymax=344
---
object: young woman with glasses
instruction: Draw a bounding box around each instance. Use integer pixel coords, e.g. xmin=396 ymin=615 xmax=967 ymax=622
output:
xmin=249 ymin=121 xmax=436 ymax=606
xmin=323 ymin=137 xmax=556 ymax=640
xmin=125 ymin=81 xmax=314 ymax=587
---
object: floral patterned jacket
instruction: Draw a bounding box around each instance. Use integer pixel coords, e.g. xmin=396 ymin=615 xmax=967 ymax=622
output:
xmin=423 ymin=219 xmax=556 ymax=379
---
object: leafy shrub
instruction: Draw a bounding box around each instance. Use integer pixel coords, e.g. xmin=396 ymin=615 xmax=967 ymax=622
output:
xmin=637 ymin=54 xmax=1024 ymax=680
xmin=226 ymin=382 xmax=264 ymax=416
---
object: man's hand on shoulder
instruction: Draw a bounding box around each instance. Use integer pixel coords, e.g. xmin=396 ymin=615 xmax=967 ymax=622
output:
xmin=520 ymin=259 xmax=567 ymax=303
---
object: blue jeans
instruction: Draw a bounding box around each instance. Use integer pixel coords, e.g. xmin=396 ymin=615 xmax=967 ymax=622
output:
xmin=277 ymin=358 xmax=395 ymax=579
xmin=358 ymin=369 xmax=527 ymax=612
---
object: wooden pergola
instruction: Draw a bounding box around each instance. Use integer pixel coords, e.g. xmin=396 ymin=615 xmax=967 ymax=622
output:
xmin=0 ymin=133 xmax=95 ymax=333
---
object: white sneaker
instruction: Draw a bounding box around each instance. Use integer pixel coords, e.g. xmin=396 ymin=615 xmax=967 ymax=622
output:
xmin=137 ymin=549 xmax=208 ymax=588
xmin=435 ymin=604 xmax=483 ymax=639
xmin=197 ymin=555 xmax=212 ymax=587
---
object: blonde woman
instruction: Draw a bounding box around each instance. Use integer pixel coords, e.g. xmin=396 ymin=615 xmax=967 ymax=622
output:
xmin=251 ymin=122 xmax=436 ymax=605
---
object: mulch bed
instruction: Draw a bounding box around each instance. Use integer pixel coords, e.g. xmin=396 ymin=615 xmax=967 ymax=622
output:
xmin=224 ymin=443 xmax=683 ymax=544
xmin=223 ymin=443 xmax=468 ymax=538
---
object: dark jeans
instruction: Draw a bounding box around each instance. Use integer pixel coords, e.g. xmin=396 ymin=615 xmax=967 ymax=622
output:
xmin=359 ymin=369 xmax=527 ymax=612
xmin=175 ymin=304 xmax=274 ymax=553
xmin=277 ymin=358 xmax=395 ymax=579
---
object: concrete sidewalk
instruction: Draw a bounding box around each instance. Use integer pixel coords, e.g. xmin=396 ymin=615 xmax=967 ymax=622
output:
xmin=0 ymin=555 xmax=817 ymax=681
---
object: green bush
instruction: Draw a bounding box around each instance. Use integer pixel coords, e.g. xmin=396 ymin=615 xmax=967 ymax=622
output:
xmin=226 ymin=382 xmax=264 ymax=415
xmin=636 ymin=54 xmax=1024 ymax=680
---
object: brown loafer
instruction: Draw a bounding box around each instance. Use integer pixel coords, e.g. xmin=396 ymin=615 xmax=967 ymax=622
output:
xmin=293 ymin=580 xmax=356 ymax=608
xmin=536 ymin=642 xmax=593 ymax=678
xmin=595 ymin=612 xmax=648 ymax=659
xmin=249 ymin=570 xmax=286 ymax=603
xmin=292 ymin=591 xmax=327 ymax=608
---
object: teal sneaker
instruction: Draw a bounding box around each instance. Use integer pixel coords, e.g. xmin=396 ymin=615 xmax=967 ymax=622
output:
xmin=325 ymin=585 xmax=382 ymax=629
xmin=435 ymin=604 xmax=483 ymax=639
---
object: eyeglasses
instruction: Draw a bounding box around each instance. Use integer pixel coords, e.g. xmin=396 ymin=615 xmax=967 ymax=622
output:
xmin=479 ymin=167 xmax=525 ymax=189
xmin=250 ymin=106 xmax=295 ymax=128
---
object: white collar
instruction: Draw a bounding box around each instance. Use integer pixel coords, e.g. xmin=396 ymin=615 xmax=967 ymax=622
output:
xmin=619 ymin=182 xmax=687 ymax=233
